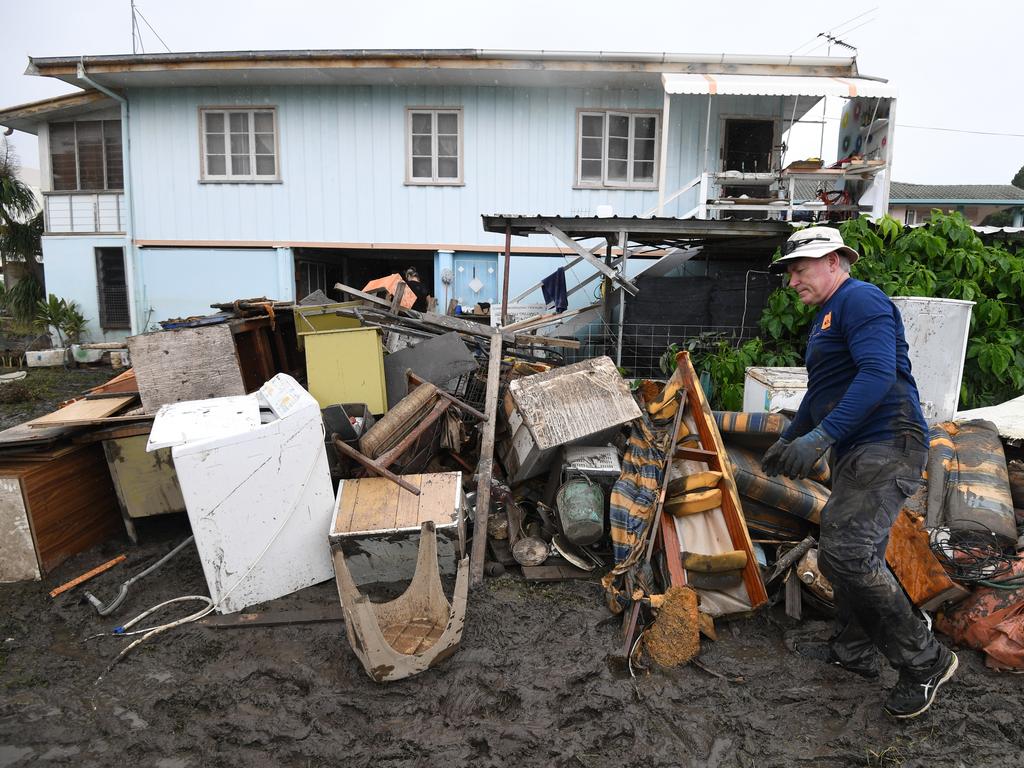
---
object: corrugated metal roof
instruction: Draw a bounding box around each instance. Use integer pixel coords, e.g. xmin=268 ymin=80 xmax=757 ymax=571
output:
xmin=662 ymin=73 xmax=895 ymax=99
xmin=890 ymin=182 xmax=1024 ymax=203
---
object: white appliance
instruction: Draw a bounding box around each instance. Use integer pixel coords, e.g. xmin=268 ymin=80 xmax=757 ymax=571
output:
xmin=892 ymin=296 xmax=974 ymax=422
xmin=742 ymin=367 xmax=808 ymax=414
xmin=148 ymin=374 xmax=335 ymax=614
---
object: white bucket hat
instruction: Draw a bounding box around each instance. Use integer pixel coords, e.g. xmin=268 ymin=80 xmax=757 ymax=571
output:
xmin=769 ymin=226 xmax=860 ymax=274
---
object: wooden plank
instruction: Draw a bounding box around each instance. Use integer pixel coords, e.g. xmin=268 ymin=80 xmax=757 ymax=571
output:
xmin=87 ymin=368 xmax=138 ymax=396
xmin=349 ymin=475 xmax=402 ymax=533
xmin=334 ymin=281 xmax=401 ymax=310
xmin=48 ymin=554 xmax=126 ymax=597
xmin=394 ymin=478 xmax=423 ymax=530
xmin=521 ymin=564 xmax=593 ymax=582
xmin=541 ymin=223 xmax=638 ymax=296
xmin=127 ymin=325 xmax=246 ymax=414
xmin=199 ymin=606 xmax=344 ymax=628
xmin=417 ymin=473 xmax=460 ymax=527
xmin=31 ymin=414 xmax=154 ymax=428
xmin=513 ymin=334 xmax=581 ymax=350
xmin=29 ymin=396 xmax=135 ymax=427
xmin=333 ymin=479 xmax=362 ymax=536
xmin=675 ymin=446 xmax=720 ymax=465
xmin=676 ymin=351 xmax=768 ymax=609
xmin=331 ymin=437 xmax=421 ymax=495
xmin=471 ymin=329 xmax=503 ymax=585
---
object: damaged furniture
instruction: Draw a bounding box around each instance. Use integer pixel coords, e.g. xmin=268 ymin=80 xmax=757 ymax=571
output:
xmin=500 ymin=356 xmax=641 ymax=483
xmin=128 ymin=309 xmax=302 ymax=414
xmin=0 ymin=443 xmax=123 ymax=582
xmin=329 ymin=473 xmax=468 ymax=681
xmin=305 ymin=326 xmax=388 ymax=414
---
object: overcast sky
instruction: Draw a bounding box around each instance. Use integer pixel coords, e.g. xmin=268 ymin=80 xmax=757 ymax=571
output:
xmin=2 ymin=0 xmax=1021 ymax=185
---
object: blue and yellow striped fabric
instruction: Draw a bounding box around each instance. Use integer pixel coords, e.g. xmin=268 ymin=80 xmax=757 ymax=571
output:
xmin=713 ymin=411 xmax=790 ymax=436
xmin=726 ymin=445 xmax=829 ymax=524
xmin=715 ymin=410 xmax=830 ymax=485
xmin=610 ymin=418 xmax=665 ymax=571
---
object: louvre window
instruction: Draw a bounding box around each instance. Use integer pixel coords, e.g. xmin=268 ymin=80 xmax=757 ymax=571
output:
xmin=49 ymin=120 xmax=124 ymax=191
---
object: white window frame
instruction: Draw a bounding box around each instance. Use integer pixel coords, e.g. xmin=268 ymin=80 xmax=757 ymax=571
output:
xmin=405 ymin=107 xmax=464 ymax=186
xmin=575 ymin=108 xmax=660 ymax=190
xmin=905 ymin=208 xmax=918 ymax=225
xmin=199 ymin=107 xmax=281 ymax=183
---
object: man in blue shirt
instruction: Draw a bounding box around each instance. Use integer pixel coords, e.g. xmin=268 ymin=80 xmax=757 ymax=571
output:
xmin=761 ymin=226 xmax=957 ymax=719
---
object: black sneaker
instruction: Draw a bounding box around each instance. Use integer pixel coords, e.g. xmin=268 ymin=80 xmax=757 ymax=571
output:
xmin=884 ymin=649 xmax=958 ymax=719
xmin=791 ymin=640 xmax=880 ymax=679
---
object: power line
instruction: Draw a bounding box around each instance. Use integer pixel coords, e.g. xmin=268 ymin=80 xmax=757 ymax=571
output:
xmin=821 ymin=116 xmax=1024 ymax=139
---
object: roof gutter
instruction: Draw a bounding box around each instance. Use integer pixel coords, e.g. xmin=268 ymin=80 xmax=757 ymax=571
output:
xmin=76 ymin=59 xmax=140 ymax=335
xmin=27 ymin=48 xmax=860 ymax=76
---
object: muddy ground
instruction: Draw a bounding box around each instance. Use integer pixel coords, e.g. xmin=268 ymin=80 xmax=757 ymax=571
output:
xmin=2 ymin=517 xmax=1023 ymax=768
xmin=0 ymin=367 xmax=116 ymax=430
xmin=2 ymin=367 xmax=1023 ymax=768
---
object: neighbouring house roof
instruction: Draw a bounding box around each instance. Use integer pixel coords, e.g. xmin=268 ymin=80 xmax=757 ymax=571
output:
xmin=0 ymin=90 xmax=114 ymax=134
xmin=22 ymin=49 xmax=866 ymax=91
xmin=889 ymin=182 xmax=1024 ymax=204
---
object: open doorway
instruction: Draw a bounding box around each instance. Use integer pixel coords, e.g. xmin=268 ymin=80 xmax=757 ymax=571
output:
xmin=722 ymin=119 xmax=775 ymax=173
xmin=294 ymin=248 xmax=434 ymax=306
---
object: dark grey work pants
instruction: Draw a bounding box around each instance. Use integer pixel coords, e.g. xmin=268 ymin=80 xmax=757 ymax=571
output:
xmin=817 ymin=436 xmax=943 ymax=675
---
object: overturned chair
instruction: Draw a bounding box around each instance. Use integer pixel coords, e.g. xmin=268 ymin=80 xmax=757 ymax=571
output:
xmin=332 ymin=521 xmax=469 ymax=682
xmin=328 ymin=468 xmax=469 ymax=682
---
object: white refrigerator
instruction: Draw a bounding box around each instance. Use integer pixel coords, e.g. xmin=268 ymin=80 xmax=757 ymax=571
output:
xmin=148 ymin=374 xmax=335 ymax=614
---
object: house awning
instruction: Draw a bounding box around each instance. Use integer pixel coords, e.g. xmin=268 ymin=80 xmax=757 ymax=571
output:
xmin=661 ymin=73 xmax=896 ymax=99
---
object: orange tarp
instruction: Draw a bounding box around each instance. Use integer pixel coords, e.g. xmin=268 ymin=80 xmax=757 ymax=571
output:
xmin=362 ymin=274 xmax=417 ymax=309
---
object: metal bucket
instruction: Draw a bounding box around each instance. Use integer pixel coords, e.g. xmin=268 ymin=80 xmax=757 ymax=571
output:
xmin=555 ymin=476 xmax=605 ymax=546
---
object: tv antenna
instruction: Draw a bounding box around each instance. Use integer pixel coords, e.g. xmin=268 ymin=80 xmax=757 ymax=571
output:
xmin=130 ymin=1 xmax=172 ymax=54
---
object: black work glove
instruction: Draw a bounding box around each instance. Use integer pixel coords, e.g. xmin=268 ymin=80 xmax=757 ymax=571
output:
xmin=778 ymin=425 xmax=835 ymax=480
xmin=761 ymin=437 xmax=790 ymax=476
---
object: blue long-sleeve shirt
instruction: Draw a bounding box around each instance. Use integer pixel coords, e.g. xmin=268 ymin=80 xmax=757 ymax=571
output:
xmin=781 ymin=278 xmax=927 ymax=457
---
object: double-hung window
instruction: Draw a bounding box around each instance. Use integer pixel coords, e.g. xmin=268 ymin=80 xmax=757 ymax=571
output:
xmin=201 ymin=108 xmax=279 ymax=181
xmin=406 ymin=108 xmax=463 ymax=185
xmin=577 ymin=110 xmax=659 ymax=189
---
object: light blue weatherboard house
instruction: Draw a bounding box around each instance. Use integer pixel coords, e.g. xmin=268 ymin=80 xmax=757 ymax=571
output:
xmin=0 ymin=50 xmax=896 ymax=340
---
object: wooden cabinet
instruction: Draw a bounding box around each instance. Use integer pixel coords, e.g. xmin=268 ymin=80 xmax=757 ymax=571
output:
xmin=0 ymin=444 xmax=123 ymax=583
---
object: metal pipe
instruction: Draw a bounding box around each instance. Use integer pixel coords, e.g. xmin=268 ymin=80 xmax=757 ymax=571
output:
xmin=657 ymin=90 xmax=671 ymax=216
xmin=84 ymin=535 xmax=195 ymax=616
xmin=500 ymin=222 xmax=512 ymax=325
xmin=77 ymin=59 xmax=140 ymax=334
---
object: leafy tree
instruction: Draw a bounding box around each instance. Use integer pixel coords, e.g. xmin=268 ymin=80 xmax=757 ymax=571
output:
xmin=1013 ymin=163 xmax=1024 ymax=190
xmin=698 ymin=212 xmax=1024 ymax=410
xmin=0 ymin=138 xmax=45 ymax=315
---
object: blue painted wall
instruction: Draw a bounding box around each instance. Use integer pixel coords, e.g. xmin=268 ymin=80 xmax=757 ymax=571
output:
xmin=134 ymin=247 xmax=294 ymax=329
xmin=126 ymin=86 xmax=783 ymax=246
xmin=41 ymin=234 xmax=131 ymax=343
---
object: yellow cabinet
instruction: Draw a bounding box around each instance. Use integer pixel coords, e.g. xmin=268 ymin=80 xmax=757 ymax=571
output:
xmin=304 ymin=327 xmax=388 ymax=414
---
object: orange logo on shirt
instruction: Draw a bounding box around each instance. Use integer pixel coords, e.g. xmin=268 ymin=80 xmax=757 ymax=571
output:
xmin=821 ymin=312 xmax=832 ymax=330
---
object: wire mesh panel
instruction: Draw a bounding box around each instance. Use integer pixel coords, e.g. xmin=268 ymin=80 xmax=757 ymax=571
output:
xmin=95 ymin=247 xmax=130 ymax=329
xmin=563 ymin=321 xmax=761 ymax=379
